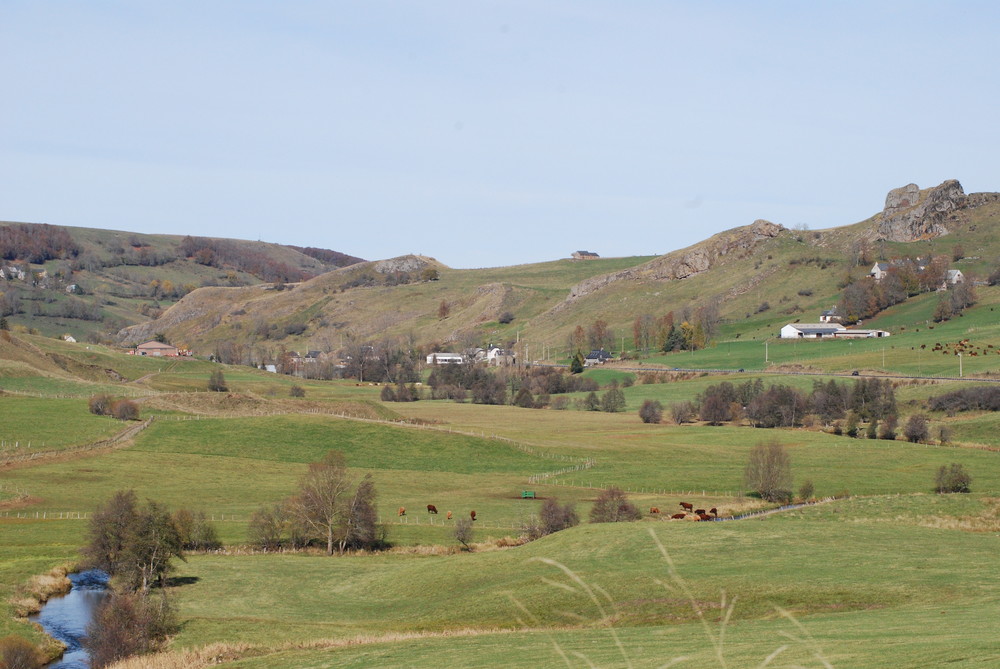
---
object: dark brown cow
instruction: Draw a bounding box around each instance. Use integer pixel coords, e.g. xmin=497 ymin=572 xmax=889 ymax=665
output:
xmin=427 ymin=504 xmax=438 ymax=514
xmin=694 ymin=509 xmax=706 ymax=516
xmin=649 ymin=507 xmax=660 ymax=515
xmin=697 ymin=513 xmax=712 ymax=522
xmin=680 ymin=502 xmax=694 ymax=511
xmin=398 ymin=507 xmax=406 ymax=517
xmin=670 ymin=513 xmax=686 ymax=519
xmin=709 ymin=507 xmax=718 ymax=517
xmin=470 ymin=510 xmax=477 ymax=522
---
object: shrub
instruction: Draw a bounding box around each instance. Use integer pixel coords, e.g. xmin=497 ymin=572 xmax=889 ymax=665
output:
xmin=379 ymin=384 xmax=396 ymax=401
xmin=289 ymin=385 xmax=306 ymax=398
xmin=600 ymin=387 xmax=626 ymax=413
xmin=513 ymin=387 xmax=535 ymax=408
xmin=671 ymin=401 xmax=694 ymax=424
xmin=110 ymin=399 xmax=139 ymax=421
xmin=208 ymin=370 xmax=228 ymax=392
xmin=498 ymin=311 xmax=514 ymax=324
xmin=744 ymin=440 xmax=792 ymax=503
xmin=639 ymin=399 xmax=663 ymax=424
xmin=84 ymin=593 xmax=177 ymax=668
xmin=540 ymin=498 xmax=579 ymax=534
xmin=583 ymin=391 xmax=600 ymax=411
xmin=89 ymin=394 xmax=112 ymax=416
xmin=934 ymin=463 xmax=972 ymax=493
xmin=798 ymin=480 xmax=815 ymax=502
xmin=589 ymin=487 xmax=642 ymax=523
xmin=903 ymin=414 xmax=930 ymax=443
xmin=550 ymin=396 xmax=569 ymax=410
xmin=248 ymin=505 xmax=285 ymax=551
xmin=0 ymin=635 xmax=42 ymax=669
xmin=879 ymin=415 xmax=898 ymax=440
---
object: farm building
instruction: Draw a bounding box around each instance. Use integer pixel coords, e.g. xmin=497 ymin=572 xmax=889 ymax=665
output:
xmin=780 ymin=323 xmax=890 ymax=339
xmin=134 ymin=340 xmax=180 ymax=356
xmin=426 ymin=352 xmax=464 ymax=365
xmin=585 ymin=349 xmax=614 ymax=366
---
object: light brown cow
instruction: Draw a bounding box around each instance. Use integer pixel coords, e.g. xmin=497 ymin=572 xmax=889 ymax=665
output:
xmin=446 ymin=511 xmax=453 ymax=520
xmin=649 ymin=507 xmax=660 ymax=515
xmin=398 ymin=507 xmax=406 ymax=517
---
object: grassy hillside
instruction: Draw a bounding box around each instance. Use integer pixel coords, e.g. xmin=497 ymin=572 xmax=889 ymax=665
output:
xmin=110 ymin=187 xmax=1000 ymax=366
xmin=0 ymin=221 xmax=363 ymax=341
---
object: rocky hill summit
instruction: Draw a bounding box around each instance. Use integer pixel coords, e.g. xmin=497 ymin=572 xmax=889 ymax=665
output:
xmin=875 ymin=179 xmax=999 ymax=242
xmin=560 ymin=219 xmax=785 ymax=305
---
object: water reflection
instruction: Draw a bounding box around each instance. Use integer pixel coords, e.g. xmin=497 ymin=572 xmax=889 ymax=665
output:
xmin=30 ymin=570 xmax=108 ymax=669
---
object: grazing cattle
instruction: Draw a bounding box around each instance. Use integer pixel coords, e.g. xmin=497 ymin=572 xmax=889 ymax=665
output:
xmin=709 ymin=507 xmax=718 ymax=517
xmin=470 ymin=510 xmax=477 ymax=522
xmin=649 ymin=507 xmax=660 ymax=515
xmin=398 ymin=507 xmax=406 ymax=517
xmin=680 ymin=502 xmax=694 ymax=511
xmin=697 ymin=513 xmax=712 ymax=522
xmin=670 ymin=513 xmax=686 ymax=519
xmin=694 ymin=509 xmax=706 ymax=516
xmin=427 ymin=504 xmax=438 ymax=514
xmin=446 ymin=511 xmax=452 ymax=520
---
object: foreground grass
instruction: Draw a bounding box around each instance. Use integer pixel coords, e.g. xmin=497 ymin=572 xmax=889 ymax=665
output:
xmin=154 ymin=496 xmax=1000 ymax=668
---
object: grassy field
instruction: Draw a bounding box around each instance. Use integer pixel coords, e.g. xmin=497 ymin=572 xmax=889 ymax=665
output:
xmin=3 ymin=334 xmax=1000 ymax=668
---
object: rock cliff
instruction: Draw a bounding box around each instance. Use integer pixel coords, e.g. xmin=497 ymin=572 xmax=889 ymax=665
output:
xmin=876 ymin=180 xmax=966 ymax=242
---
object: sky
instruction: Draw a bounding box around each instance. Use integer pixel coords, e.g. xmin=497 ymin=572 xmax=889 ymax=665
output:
xmin=2 ymin=2 xmax=999 ymax=269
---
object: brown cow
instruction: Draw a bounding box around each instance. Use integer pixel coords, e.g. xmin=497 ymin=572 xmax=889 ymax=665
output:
xmin=470 ymin=510 xmax=477 ymax=522
xmin=446 ymin=511 xmax=452 ymax=520
xmin=697 ymin=513 xmax=712 ymax=522
xmin=680 ymin=502 xmax=694 ymax=511
xmin=670 ymin=513 xmax=686 ymax=519
xmin=694 ymin=509 xmax=706 ymax=516
xmin=709 ymin=507 xmax=718 ymax=517
xmin=649 ymin=507 xmax=660 ymax=515
xmin=398 ymin=507 xmax=406 ymax=517
xmin=427 ymin=504 xmax=438 ymax=514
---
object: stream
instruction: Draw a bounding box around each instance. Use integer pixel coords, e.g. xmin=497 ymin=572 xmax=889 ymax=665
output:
xmin=29 ymin=570 xmax=108 ymax=668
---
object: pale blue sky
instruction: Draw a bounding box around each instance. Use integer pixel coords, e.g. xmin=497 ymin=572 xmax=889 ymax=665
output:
xmin=2 ymin=2 xmax=998 ymax=268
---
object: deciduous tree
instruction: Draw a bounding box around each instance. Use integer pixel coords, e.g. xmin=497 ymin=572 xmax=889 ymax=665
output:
xmin=744 ymin=441 xmax=792 ymax=503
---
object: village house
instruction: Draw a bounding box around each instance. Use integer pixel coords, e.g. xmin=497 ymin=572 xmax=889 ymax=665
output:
xmin=571 ymin=251 xmax=600 ymax=260
xmin=819 ymin=307 xmax=842 ymax=323
xmin=585 ymin=349 xmax=614 ymax=366
xmin=134 ymin=340 xmax=180 ymax=356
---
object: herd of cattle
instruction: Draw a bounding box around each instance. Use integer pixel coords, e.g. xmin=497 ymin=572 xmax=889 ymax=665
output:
xmin=395 ymin=502 xmax=719 ymax=522
xmin=649 ymin=501 xmax=720 ymax=521
xmin=397 ymin=505 xmax=474 ymax=522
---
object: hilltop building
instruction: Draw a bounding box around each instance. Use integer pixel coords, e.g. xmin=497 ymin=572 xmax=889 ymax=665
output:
xmin=134 ymin=340 xmax=180 ymax=356
xmin=571 ymin=251 xmax=600 ymax=260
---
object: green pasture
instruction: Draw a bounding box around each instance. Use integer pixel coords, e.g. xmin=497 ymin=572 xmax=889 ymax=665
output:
xmin=159 ymin=495 xmax=1000 ymax=667
xmin=0 ymin=397 xmax=125 ymax=450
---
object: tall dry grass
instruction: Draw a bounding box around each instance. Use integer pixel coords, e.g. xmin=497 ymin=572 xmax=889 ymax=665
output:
xmin=10 ymin=565 xmax=72 ymax=617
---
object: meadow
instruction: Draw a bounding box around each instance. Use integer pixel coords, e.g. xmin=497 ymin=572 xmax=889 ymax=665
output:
xmin=2 ymin=332 xmax=1000 ymax=667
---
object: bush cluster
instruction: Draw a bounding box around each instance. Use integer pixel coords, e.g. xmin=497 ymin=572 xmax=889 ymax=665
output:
xmin=88 ymin=394 xmax=140 ymax=421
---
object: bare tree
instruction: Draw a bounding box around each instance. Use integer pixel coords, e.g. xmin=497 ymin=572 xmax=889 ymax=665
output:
xmin=744 ymin=440 xmax=792 ymax=503
xmin=286 ymin=451 xmax=354 ymax=555
xmin=454 ymin=517 xmax=474 ymax=551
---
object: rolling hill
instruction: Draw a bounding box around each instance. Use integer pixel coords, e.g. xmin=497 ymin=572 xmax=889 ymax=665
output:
xmin=114 ymin=179 xmax=1000 ymax=360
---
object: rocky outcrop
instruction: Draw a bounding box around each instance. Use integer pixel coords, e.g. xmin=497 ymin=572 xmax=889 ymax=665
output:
xmin=876 ymin=180 xmax=966 ymax=242
xmin=560 ymin=219 xmax=785 ymax=305
xmin=373 ymin=255 xmax=436 ymax=274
